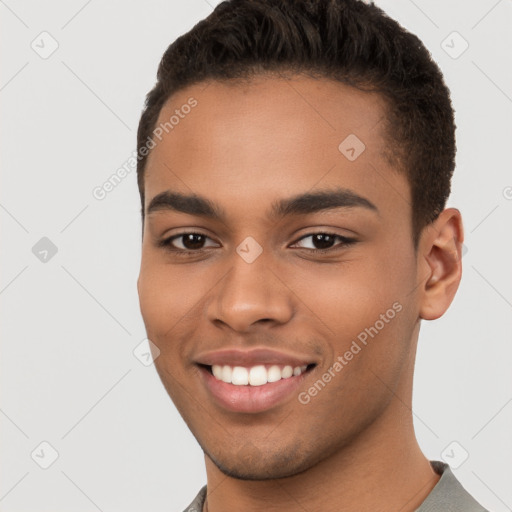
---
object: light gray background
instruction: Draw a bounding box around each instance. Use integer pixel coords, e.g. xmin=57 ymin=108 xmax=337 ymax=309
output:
xmin=1 ymin=1 xmax=511 ymax=511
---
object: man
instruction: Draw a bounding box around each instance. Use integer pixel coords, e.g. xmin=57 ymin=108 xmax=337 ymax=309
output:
xmin=135 ymin=0 xmax=490 ymax=510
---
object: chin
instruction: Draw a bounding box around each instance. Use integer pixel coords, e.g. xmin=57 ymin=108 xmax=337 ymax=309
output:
xmin=204 ymin=444 xmax=317 ymax=481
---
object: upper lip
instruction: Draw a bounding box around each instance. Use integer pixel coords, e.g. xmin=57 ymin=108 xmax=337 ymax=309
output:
xmin=195 ymin=347 xmax=317 ymax=368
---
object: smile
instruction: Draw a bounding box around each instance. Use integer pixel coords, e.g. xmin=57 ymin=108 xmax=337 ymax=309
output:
xmin=194 ymin=347 xmax=318 ymax=413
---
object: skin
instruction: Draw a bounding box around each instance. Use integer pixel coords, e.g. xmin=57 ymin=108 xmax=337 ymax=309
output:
xmin=137 ymin=74 xmax=464 ymax=512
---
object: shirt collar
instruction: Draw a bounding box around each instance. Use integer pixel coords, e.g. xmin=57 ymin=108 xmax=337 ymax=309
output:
xmin=183 ymin=460 xmax=488 ymax=512
xmin=415 ymin=460 xmax=488 ymax=511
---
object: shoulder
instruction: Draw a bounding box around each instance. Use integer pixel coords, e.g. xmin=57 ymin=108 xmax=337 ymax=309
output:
xmin=416 ymin=460 xmax=490 ymax=512
xmin=182 ymin=485 xmax=207 ymax=512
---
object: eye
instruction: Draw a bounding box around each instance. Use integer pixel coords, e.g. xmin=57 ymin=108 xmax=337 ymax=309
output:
xmin=158 ymin=232 xmax=219 ymax=253
xmin=290 ymin=232 xmax=356 ymax=253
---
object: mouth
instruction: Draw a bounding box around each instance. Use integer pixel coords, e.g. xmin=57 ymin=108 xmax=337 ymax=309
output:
xmin=196 ymin=362 xmax=317 ymax=413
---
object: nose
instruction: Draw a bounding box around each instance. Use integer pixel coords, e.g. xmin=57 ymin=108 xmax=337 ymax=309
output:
xmin=207 ymin=254 xmax=294 ymax=333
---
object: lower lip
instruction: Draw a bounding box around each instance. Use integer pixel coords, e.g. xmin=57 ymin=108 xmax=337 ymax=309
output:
xmin=198 ymin=365 xmax=312 ymax=413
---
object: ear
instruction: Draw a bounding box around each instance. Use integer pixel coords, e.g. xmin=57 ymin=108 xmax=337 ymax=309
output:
xmin=417 ymin=208 xmax=464 ymax=321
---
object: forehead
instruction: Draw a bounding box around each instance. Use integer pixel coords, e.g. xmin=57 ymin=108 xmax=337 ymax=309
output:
xmin=143 ymin=75 xmax=408 ymax=223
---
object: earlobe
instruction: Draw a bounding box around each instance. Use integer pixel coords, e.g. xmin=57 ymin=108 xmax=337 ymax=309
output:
xmin=418 ymin=208 xmax=464 ymax=321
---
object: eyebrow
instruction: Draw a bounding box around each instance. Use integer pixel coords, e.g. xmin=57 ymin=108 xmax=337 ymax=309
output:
xmin=146 ymin=187 xmax=379 ymax=221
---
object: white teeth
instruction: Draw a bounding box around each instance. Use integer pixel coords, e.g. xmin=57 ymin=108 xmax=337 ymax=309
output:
xmin=210 ymin=363 xmax=310 ymax=385
xmin=267 ymin=365 xmax=282 ymax=383
xmin=231 ymin=366 xmax=249 ymax=385
xmin=281 ymin=365 xmax=293 ymax=378
xmin=248 ymin=365 xmax=267 ymax=386
xmin=221 ymin=365 xmax=232 ymax=383
xmin=212 ymin=365 xmax=223 ymax=379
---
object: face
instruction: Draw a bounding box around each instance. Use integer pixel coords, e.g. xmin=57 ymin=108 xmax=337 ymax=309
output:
xmin=137 ymin=75 xmax=423 ymax=480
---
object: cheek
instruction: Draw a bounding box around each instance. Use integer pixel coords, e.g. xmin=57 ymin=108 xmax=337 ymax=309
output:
xmin=137 ymin=257 xmax=193 ymax=340
xmin=137 ymin=255 xmax=222 ymax=372
xmin=281 ymin=246 xmax=417 ymax=380
xmin=283 ymin=254 xmax=412 ymax=336
xmin=138 ymin=264 xmax=193 ymax=393
xmin=138 ymin=264 xmax=167 ymax=334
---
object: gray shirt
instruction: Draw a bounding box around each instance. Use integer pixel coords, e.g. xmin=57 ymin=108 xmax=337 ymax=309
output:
xmin=182 ymin=460 xmax=489 ymax=511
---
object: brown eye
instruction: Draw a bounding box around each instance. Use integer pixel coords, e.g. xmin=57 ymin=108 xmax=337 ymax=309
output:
xmin=158 ymin=232 xmax=219 ymax=253
xmin=291 ymin=233 xmax=356 ymax=253
xmin=176 ymin=233 xmax=207 ymax=250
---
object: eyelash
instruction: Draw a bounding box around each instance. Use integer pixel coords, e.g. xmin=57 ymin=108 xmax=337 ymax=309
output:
xmin=157 ymin=231 xmax=357 ymax=257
